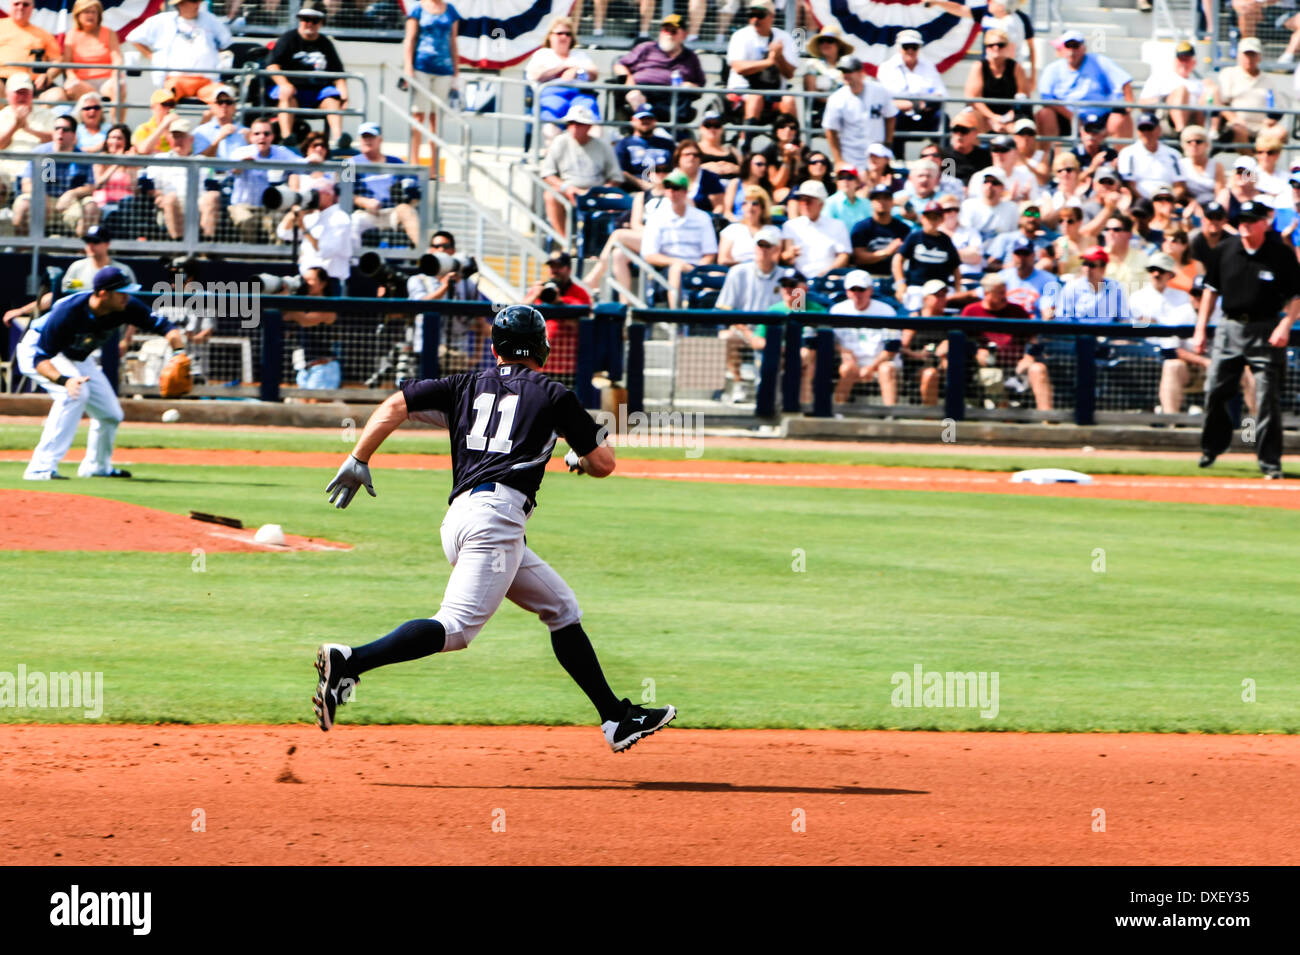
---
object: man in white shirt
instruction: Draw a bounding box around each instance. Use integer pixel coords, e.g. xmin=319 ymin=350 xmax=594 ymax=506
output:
xmin=146 ymin=117 xmax=198 ymax=240
xmin=127 ymin=0 xmax=232 ymax=103
xmin=1139 ymin=40 xmax=1206 ymax=132
xmin=275 ymin=180 xmax=353 ymax=293
xmin=725 ymin=0 xmax=799 ymax=128
xmin=983 ymin=134 xmax=1042 ymax=202
xmin=1130 ymin=251 xmax=1200 ymax=414
xmin=717 ymin=224 xmax=784 ymax=401
xmin=823 ymin=269 xmax=901 ymax=405
xmin=959 ymin=170 xmax=1019 ymax=244
xmin=781 ymin=179 xmax=851 ymax=277
xmin=1117 ymin=111 xmax=1186 ymax=201
xmin=876 ymin=30 xmax=946 ymax=155
xmin=539 ymin=103 xmax=626 ymax=242
xmin=824 ymin=54 xmax=897 ymax=172
xmin=642 ymin=170 xmax=718 ymax=308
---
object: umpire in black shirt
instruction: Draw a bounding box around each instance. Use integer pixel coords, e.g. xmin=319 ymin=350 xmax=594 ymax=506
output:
xmin=1193 ymin=201 xmax=1300 ymax=479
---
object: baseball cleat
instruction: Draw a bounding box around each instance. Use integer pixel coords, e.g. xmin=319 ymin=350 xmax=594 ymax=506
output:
xmin=23 ymin=471 xmax=68 ymax=481
xmin=602 ymin=699 xmax=676 ymax=753
xmin=312 ymin=643 xmax=358 ymax=732
xmin=87 ymin=468 xmax=132 ymax=478
xmin=1198 ymin=454 xmax=1216 ymax=469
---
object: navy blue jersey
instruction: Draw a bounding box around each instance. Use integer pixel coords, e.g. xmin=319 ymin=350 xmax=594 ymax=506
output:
xmin=30 ymin=292 xmax=174 ymax=365
xmin=402 ymin=364 xmax=601 ymax=506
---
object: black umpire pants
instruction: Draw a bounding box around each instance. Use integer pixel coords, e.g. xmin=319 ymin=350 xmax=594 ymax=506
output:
xmin=1200 ymin=318 xmax=1286 ymax=473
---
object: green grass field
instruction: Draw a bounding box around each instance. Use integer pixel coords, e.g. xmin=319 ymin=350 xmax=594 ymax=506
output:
xmin=2 ymin=433 xmax=1295 ymax=734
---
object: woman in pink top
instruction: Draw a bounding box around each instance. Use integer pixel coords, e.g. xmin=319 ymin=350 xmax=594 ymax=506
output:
xmin=62 ymin=0 xmax=124 ymax=122
xmin=92 ymin=124 xmax=136 ymax=212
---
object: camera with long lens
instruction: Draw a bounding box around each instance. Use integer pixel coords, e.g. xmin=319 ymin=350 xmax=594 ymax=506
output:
xmin=164 ymin=254 xmax=202 ymax=279
xmin=358 ymin=250 xmax=479 ymax=297
xmin=262 ymin=184 xmax=321 ymax=211
xmin=538 ymin=282 xmax=561 ymax=305
xmin=254 ymin=272 xmax=305 ymax=294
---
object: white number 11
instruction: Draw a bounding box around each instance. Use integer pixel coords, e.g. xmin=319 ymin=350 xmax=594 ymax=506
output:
xmin=466 ymin=393 xmax=519 ymax=453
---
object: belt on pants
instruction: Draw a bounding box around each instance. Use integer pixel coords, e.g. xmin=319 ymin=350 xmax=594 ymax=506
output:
xmin=470 ymin=482 xmax=532 ymax=515
xmin=1225 ymin=312 xmax=1266 ymax=323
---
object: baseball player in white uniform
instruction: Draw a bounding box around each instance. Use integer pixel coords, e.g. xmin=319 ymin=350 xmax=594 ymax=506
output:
xmin=314 ymin=305 xmax=677 ymax=753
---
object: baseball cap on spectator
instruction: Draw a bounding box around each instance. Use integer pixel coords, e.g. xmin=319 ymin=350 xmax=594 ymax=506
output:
xmin=978 ymin=168 xmax=1007 ymax=186
xmin=1203 ymin=200 xmax=1227 ymax=219
xmin=1136 ymin=111 xmax=1160 ymax=130
xmin=562 ymin=103 xmax=598 ymax=126
xmin=7 ymin=72 xmax=34 ymax=93
xmin=810 ymin=24 xmax=854 ymax=61
xmin=1052 ymin=153 xmax=1080 ymax=171
xmin=1130 ymin=197 xmax=1155 ymax=218
xmin=547 ymin=251 xmax=572 ymax=268
xmin=632 ymin=105 xmax=656 ymax=119
xmin=1012 ymin=118 xmax=1037 ymax=135
xmin=1056 ymin=29 xmax=1086 ymax=49
xmin=1019 ymin=200 xmax=1041 ymax=215
xmin=989 ymin=134 xmax=1015 ymax=153
xmin=663 ymin=171 xmax=690 ymax=189
xmin=358 ymin=121 xmax=382 ymax=137
xmin=700 ymin=110 xmax=723 ymax=127
xmin=845 ymin=270 xmax=873 ymax=291
xmin=897 ymin=29 xmax=923 ymax=47
xmin=868 ymin=143 xmax=894 ymax=160
xmin=748 ymin=0 xmax=776 ymax=14
xmin=1239 ymin=37 xmax=1263 ymax=54
xmin=1094 ymin=166 xmax=1119 ymax=184
xmin=836 ymin=167 xmax=861 ymax=180
xmin=1012 ymin=236 xmax=1035 ymax=254
xmin=1080 ymin=246 xmax=1109 ymax=265
xmin=1146 ymin=252 xmax=1178 ymax=274
xmin=1290 ymin=173 xmax=1300 ymax=188
xmin=922 ymin=200 xmax=945 ymax=218
xmin=755 ymin=225 xmax=782 ymax=246
xmin=661 ymin=13 xmax=684 ymax=28
xmin=1151 ymin=184 xmax=1175 ymax=201
xmin=170 ymin=117 xmax=194 ymax=135
xmin=1234 ymin=155 xmax=1258 ymax=171
xmin=1237 ymin=200 xmax=1269 ymax=222
xmin=297 ymin=2 xmax=325 ymax=18
xmin=793 ymin=180 xmax=829 ymax=201
xmin=868 ymin=184 xmax=893 ymax=198
xmin=151 ymin=89 xmax=177 ymax=106
xmin=1175 ymin=40 xmax=1195 ymax=57
xmin=1180 ymin=124 xmax=1208 ymax=143
xmin=778 ymin=269 xmax=808 ymax=287
xmin=1078 ymin=109 xmax=1105 ymax=130
xmin=837 ymin=54 xmax=864 ymax=72
xmin=921 ymin=279 xmax=948 ymax=296
xmin=84 ymin=225 xmax=111 ymax=244
xmin=93 ymin=266 xmax=140 ymax=293
xmin=206 ymin=84 xmax=237 ymax=104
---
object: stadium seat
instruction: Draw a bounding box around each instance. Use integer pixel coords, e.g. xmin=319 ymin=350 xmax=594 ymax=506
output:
xmin=575 ymin=187 xmax=633 ymax=264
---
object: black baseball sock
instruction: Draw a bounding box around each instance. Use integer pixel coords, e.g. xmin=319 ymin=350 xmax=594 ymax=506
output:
xmin=349 ymin=618 xmax=446 ymax=675
xmin=551 ymin=623 xmax=624 ymax=723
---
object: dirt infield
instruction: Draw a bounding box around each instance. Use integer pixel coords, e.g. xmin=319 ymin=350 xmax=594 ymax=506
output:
xmin=1 ymin=725 xmax=1295 ymax=865
xmin=4 ymin=447 xmax=1297 ymax=510
xmin=0 ymin=490 xmax=349 ymax=552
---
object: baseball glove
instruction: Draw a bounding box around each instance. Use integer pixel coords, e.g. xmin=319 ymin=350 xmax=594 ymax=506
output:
xmin=159 ymin=352 xmax=193 ymax=398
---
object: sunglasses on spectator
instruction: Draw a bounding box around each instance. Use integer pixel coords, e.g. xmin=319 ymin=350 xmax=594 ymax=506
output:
xmin=81 ymin=104 xmax=101 ymax=111
xmin=1084 ymin=261 xmax=1106 ymax=267
xmin=552 ymin=31 xmax=572 ymax=37
xmin=1061 ymin=215 xmax=1081 ymax=223
xmin=662 ymin=25 xmax=682 ymax=33
xmin=666 ymin=183 xmax=687 ymax=191
xmin=1064 ymin=40 xmax=1082 ymax=49
xmin=702 ymin=121 xmax=722 ymax=129
xmin=1257 ymin=148 xmax=1282 ymax=155
xmin=1154 ymin=194 xmax=1174 ymax=202
xmin=1147 ymin=268 xmax=1170 ymax=276
xmin=1103 ymin=226 xmax=1127 ymax=232
xmin=951 ymin=125 xmax=973 ymax=134
xmin=1022 ymin=209 xmax=1041 ymax=218
xmin=431 ymin=242 xmax=452 ymax=250
xmin=56 ymin=125 xmax=75 ymax=133
xmin=986 ymin=41 xmax=1007 ymax=49
xmin=902 ymin=44 xmax=920 ymax=50
xmin=808 ymin=158 xmax=828 ymax=165
xmin=941 ymin=206 xmax=960 ymax=213
xmin=1183 ymin=137 xmax=1205 ymax=144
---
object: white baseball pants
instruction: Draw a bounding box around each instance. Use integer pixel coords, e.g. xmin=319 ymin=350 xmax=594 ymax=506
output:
xmin=17 ymin=332 xmax=124 ymax=478
xmin=434 ymin=483 xmax=582 ymax=652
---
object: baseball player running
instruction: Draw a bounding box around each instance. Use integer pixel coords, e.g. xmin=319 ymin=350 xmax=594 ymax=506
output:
xmin=315 ymin=305 xmax=676 ymax=753
xmin=16 ymin=267 xmax=185 ymax=481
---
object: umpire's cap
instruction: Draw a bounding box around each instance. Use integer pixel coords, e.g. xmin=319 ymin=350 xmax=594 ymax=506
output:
xmin=492 ymin=305 xmax=551 ymax=367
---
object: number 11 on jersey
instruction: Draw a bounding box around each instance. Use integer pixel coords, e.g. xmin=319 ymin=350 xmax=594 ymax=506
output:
xmin=466 ymin=392 xmax=518 ymax=453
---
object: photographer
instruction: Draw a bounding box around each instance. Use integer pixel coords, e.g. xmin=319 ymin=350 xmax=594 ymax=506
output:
xmin=406 ymin=231 xmax=489 ymax=373
xmin=524 ymin=252 xmax=591 ymax=378
xmin=274 ymin=180 xmax=352 ymax=295
xmin=282 ymin=266 xmax=340 ymax=394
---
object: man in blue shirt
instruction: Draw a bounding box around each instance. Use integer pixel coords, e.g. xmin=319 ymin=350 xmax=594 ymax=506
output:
xmin=1036 ymin=30 xmax=1134 ymax=140
xmin=998 ymin=238 xmax=1058 ymax=319
xmin=347 ymin=123 xmax=421 ymax=249
xmin=12 ymin=116 xmax=96 ymax=238
xmin=14 ymin=267 xmax=185 ymax=480
xmin=225 ymin=117 xmax=304 ymax=243
xmin=1050 ymin=246 xmax=1130 ymax=323
xmin=613 ymin=106 xmax=677 ymax=188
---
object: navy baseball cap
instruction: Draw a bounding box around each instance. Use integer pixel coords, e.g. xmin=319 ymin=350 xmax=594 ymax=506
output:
xmin=83 ymin=225 xmax=111 ymax=243
xmin=1078 ymin=110 xmax=1104 ymax=130
xmin=778 ymin=269 xmax=808 ymax=287
xmin=1203 ymin=200 xmax=1226 ymax=219
xmin=869 ymin=184 xmax=894 ymax=198
xmin=989 ymin=134 xmax=1015 ymax=152
xmin=1136 ymin=111 xmax=1160 ymax=130
xmin=632 ymin=105 xmax=656 ymax=119
xmin=1012 ymin=236 xmax=1035 ymax=253
xmin=92 ymin=266 xmax=139 ymax=293
xmin=1237 ymin=200 xmax=1270 ymax=222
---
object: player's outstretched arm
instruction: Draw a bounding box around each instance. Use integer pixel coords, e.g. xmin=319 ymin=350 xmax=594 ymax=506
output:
xmin=565 ymin=445 xmax=616 ymax=478
xmin=326 ymin=392 xmax=409 ymax=508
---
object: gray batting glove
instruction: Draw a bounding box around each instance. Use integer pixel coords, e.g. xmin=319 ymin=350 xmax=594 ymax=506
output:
xmin=564 ymin=449 xmax=584 ymax=473
xmin=326 ymin=454 xmax=376 ymax=508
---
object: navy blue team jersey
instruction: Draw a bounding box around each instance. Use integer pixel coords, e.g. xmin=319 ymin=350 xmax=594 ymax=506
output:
xmin=30 ymin=292 xmax=174 ymax=365
xmin=402 ymin=364 xmax=602 ymax=506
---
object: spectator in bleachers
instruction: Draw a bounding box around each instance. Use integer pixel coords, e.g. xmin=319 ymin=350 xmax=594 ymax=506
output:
xmin=90 ymin=124 xmax=134 ymax=223
xmin=771 ymin=271 xmax=826 ymax=341
xmin=781 ymin=180 xmax=850 ymax=278
xmin=61 ymin=1 xmax=124 ymax=121
xmin=851 ymin=185 xmax=912 ymax=275
xmin=719 ymin=186 xmax=774 ymax=265
xmin=1156 ymin=273 xmax=1228 ymax=413
xmin=615 ymin=15 xmax=705 ymax=128
xmin=146 ymin=116 xmax=197 ymax=240
xmin=805 ymin=150 xmax=841 ymax=199
xmin=1012 ymin=119 xmax=1052 ymax=185
xmin=898 ymin=159 xmax=939 ymax=222
xmin=960 ymin=28 xmax=1030 ymax=135
xmin=893 ymin=201 xmax=961 ymax=312
xmin=226 ymin=117 xmax=304 ymax=243
xmin=0 ymin=71 xmax=55 ymax=207
xmin=960 ymin=170 xmax=1018 ymax=243
xmin=1102 ymin=213 xmax=1150 ymax=286
xmin=1218 ymin=156 xmax=1268 ymax=224
xmin=1210 ymin=37 xmax=1283 ymax=144
xmin=1117 ymin=111 xmax=1185 ymax=201
xmin=717 ymin=224 xmax=784 ymax=401
xmin=13 ymin=115 xmax=97 ymax=238
xmin=986 ymin=200 xmax=1050 ymax=271
xmin=725 ymin=0 xmax=799 ymax=133
xmin=801 ymin=24 xmax=853 ymax=114
xmin=132 ymin=90 xmax=181 ymax=155
xmin=1273 ymin=175 xmax=1300 ymax=247
xmin=824 ymin=55 xmax=897 ymax=174
xmin=824 ymin=269 xmax=901 ymax=406
xmin=826 ymin=168 xmax=871 ymax=233
xmin=295 ymin=133 xmax=331 ymax=184
xmin=1188 ymin=199 xmax=1229 ymax=266
xmin=526 ymin=17 xmax=601 ymax=143
xmin=73 ymin=94 xmax=108 ymax=153
xmin=937 ymin=193 xmax=985 ymax=292
xmin=722 ymin=154 xmax=774 ymax=220
xmin=1042 ymin=153 xmax=1090 ymax=227
xmin=1070 ymin=109 xmax=1119 ymax=179
xmin=1129 ymin=197 xmax=1162 ymax=251
xmin=1176 ymin=125 xmax=1223 ymax=213
xmin=1084 ymin=166 xmax=1132 ymax=238
xmin=940 ymin=112 xmax=992 ymax=186
xmin=759 ymin=113 xmax=804 ymax=200
xmin=0 ymin=1 xmax=62 ymax=99
xmin=983 ymin=134 xmax=1040 ymax=202
xmin=1150 ymin=185 xmax=1182 ymax=235
xmin=1131 ymin=251 xmax=1197 ymax=412
xmin=580 ymin=162 xmax=671 ymax=296
xmin=642 ymin=170 xmax=718 ymax=307
xmin=194 ymin=85 xmax=249 ymax=160
xmin=862 ymin=145 xmax=903 ymax=198
xmin=614 ymin=106 xmax=678 ymax=188
xmin=1000 ymin=236 xmax=1057 ymax=318
xmin=1162 ymin=229 xmax=1201 ymax=291
xmin=697 ymin=112 xmax=741 ymax=180
xmin=917 ymin=144 xmax=967 ymax=201
xmin=877 ymin=29 xmax=946 ymax=156
xmin=407 ymin=230 xmax=490 ymax=373
xmin=272 ymin=3 xmax=350 ymax=150
xmin=275 ymin=180 xmax=352 ymax=294
xmin=283 ymin=267 xmax=340 ymax=393
xmin=1053 ymin=246 xmax=1130 ymax=323
xmin=1138 ymin=40 xmax=1205 ymax=133
xmin=1050 ymin=202 xmax=1087 ymax=275
xmin=347 ymin=122 xmax=422 ymax=249
xmin=539 ymin=103 xmax=623 ymax=243
xmin=673 ymin=138 xmax=726 ymax=215
xmin=924 ymin=0 xmax=1037 ymax=88
xmin=911 ymin=279 xmax=952 ymax=404
xmin=961 ymin=273 xmax=1038 ymax=409
xmin=1251 ymin=128 xmax=1290 ymax=205
xmin=1036 ymin=30 xmax=1134 ymax=139
xmin=127 ymin=0 xmax=232 ymax=104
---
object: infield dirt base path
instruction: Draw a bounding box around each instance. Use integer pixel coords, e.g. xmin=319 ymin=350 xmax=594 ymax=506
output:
xmin=2 ymin=725 xmax=1296 ymax=865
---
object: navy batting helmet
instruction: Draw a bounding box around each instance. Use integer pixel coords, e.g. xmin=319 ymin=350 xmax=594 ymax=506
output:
xmin=492 ymin=305 xmax=550 ymax=367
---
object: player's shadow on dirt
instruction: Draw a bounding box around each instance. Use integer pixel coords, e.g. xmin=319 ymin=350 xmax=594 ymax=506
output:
xmin=374 ymin=780 xmax=927 ymax=796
